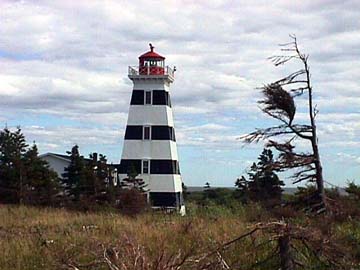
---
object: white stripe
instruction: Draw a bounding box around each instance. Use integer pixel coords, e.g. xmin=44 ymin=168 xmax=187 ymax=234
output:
xmin=127 ymin=106 xmax=174 ymax=126
xmin=121 ymin=140 xmax=179 ymax=160
xmin=118 ymin=174 xmax=183 ymax=192
xmin=132 ymin=80 xmax=171 ymax=91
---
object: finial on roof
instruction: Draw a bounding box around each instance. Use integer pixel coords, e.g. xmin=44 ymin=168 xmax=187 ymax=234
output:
xmin=149 ymin=43 xmax=154 ymax=52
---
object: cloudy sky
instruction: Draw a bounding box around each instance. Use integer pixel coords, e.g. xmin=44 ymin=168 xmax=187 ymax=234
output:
xmin=1 ymin=0 xmax=359 ymax=187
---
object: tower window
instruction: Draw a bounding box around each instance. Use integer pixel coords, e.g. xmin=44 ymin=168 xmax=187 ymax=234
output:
xmin=152 ymin=90 xmax=171 ymax=107
xmin=130 ymin=90 xmax=145 ymax=105
xmin=143 ymin=126 xmax=151 ymax=140
xmin=142 ymin=160 xmax=149 ymax=174
xmin=145 ymin=91 xmax=152 ymax=105
xmin=124 ymin=125 xmax=143 ymax=140
xmin=151 ymin=126 xmax=176 ymax=141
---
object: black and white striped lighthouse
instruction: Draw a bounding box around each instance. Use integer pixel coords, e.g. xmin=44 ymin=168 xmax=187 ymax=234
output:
xmin=119 ymin=44 xmax=185 ymax=213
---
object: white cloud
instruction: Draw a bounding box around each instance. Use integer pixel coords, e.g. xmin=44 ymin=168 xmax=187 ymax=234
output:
xmin=0 ymin=0 xmax=359 ymax=185
xmin=336 ymin=152 xmax=360 ymax=165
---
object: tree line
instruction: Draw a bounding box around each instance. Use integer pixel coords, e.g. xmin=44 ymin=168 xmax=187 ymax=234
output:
xmin=0 ymin=128 xmax=59 ymax=205
xmin=192 ymin=147 xmax=359 ymax=212
xmin=0 ymin=127 xmax=147 ymax=214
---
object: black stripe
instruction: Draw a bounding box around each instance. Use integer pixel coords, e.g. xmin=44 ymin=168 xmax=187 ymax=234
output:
xmin=130 ymin=90 xmax=144 ymax=105
xmin=124 ymin=126 xmax=143 ymax=140
xmin=124 ymin=125 xmax=176 ymax=141
xmin=152 ymin=126 xmax=175 ymax=141
xmin=119 ymin=159 xmax=180 ymax=175
xmin=150 ymin=160 xmax=180 ymax=174
xmin=118 ymin=159 xmax=142 ymax=174
xmin=130 ymin=90 xmax=171 ymax=107
xmin=153 ymin=90 xmax=171 ymax=106
xmin=150 ymin=192 xmax=183 ymax=207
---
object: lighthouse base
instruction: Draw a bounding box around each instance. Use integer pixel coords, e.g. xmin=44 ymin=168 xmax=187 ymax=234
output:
xmin=118 ymin=173 xmax=184 ymax=213
xmin=149 ymin=192 xmax=185 ymax=215
xmin=149 ymin=192 xmax=183 ymax=207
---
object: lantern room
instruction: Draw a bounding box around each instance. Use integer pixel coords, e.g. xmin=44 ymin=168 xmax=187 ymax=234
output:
xmin=138 ymin=43 xmax=165 ymax=75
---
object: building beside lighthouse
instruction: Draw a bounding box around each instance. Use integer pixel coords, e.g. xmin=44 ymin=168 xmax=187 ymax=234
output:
xmin=118 ymin=44 xmax=185 ymax=212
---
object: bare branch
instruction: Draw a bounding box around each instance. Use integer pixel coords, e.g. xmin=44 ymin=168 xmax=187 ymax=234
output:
xmin=314 ymin=104 xmax=319 ymax=118
xmin=293 ymin=174 xmax=316 ymax=184
xmin=242 ymin=35 xmax=326 ymax=209
xmin=262 ymin=110 xmax=313 ymax=140
xmin=290 ymin=87 xmax=308 ymax=97
xmin=274 ymin=69 xmax=307 ymax=86
xmin=269 ymin=55 xmax=298 ymax=66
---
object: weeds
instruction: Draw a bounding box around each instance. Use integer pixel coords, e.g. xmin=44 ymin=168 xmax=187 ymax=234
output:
xmin=0 ymin=204 xmax=359 ymax=269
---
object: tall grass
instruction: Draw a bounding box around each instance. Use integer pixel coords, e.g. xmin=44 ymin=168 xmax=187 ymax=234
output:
xmin=0 ymin=204 xmax=359 ymax=269
xmin=0 ymin=204 xmax=254 ymax=269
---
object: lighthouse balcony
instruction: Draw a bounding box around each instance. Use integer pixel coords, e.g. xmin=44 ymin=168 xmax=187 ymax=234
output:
xmin=128 ymin=66 xmax=175 ymax=81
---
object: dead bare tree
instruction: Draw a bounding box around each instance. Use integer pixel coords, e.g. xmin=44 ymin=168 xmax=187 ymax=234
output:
xmin=55 ymin=222 xmax=355 ymax=270
xmin=241 ymin=35 xmax=326 ymax=213
xmin=200 ymin=221 xmax=353 ymax=270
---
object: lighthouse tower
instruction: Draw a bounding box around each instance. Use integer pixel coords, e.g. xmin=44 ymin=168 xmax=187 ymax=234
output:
xmin=119 ymin=44 xmax=185 ymax=212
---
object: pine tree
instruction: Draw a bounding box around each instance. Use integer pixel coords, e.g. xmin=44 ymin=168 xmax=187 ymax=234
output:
xmin=62 ymin=145 xmax=87 ymax=201
xmin=62 ymin=146 xmax=118 ymax=206
xmin=345 ymin=181 xmax=360 ymax=200
xmin=118 ymin=163 xmax=148 ymax=215
xmin=23 ymin=143 xmax=60 ymax=205
xmin=95 ymin=154 xmax=112 ymax=194
xmin=86 ymin=153 xmax=114 ymax=202
xmin=204 ymin=182 xmax=211 ymax=190
xmin=0 ymin=127 xmax=60 ymax=205
xmin=121 ymin=163 xmax=148 ymax=193
xmin=0 ymin=127 xmax=28 ymax=203
xmin=203 ymin=181 xmax=218 ymax=202
xmin=234 ymin=176 xmax=249 ymax=203
xmin=238 ymin=149 xmax=284 ymax=205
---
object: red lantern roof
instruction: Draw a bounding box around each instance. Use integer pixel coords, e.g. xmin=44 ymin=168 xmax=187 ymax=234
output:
xmin=139 ymin=43 xmax=165 ymax=59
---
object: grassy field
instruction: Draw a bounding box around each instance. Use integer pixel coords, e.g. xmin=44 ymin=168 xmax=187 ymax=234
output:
xmin=0 ymin=203 xmax=359 ymax=269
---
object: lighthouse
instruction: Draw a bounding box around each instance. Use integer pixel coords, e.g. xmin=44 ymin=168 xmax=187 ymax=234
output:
xmin=119 ymin=44 xmax=185 ymax=213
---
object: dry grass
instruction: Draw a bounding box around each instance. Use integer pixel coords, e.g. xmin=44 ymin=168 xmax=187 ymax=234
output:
xmin=1 ymin=204 xmax=359 ymax=269
xmin=0 ymin=204 xmax=256 ymax=269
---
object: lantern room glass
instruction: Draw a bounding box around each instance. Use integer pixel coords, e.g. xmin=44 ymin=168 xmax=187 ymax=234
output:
xmin=143 ymin=60 xmax=164 ymax=67
xmin=139 ymin=59 xmax=165 ymax=75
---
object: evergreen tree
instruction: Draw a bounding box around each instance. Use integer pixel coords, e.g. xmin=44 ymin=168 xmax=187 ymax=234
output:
xmin=234 ymin=176 xmax=249 ymax=203
xmin=204 ymin=182 xmax=211 ymax=189
xmin=0 ymin=127 xmax=60 ymax=205
xmin=121 ymin=163 xmax=148 ymax=193
xmin=63 ymin=146 xmax=118 ymax=205
xmin=86 ymin=153 xmax=115 ymax=203
xmin=238 ymin=149 xmax=284 ymax=205
xmin=84 ymin=153 xmax=104 ymax=199
xmin=0 ymin=127 xmax=28 ymax=203
xmin=202 ymin=181 xmax=217 ymax=202
xmin=118 ymin=163 xmax=148 ymax=215
xmin=23 ymin=144 xmax=60 ymax=205
xmin=62 ymin=145 xmax=88 ymax=201
xmin=345 ymin=181 xmax=360 ymax=200
xmin=95 ymin=154 xmax=113 ymax=192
